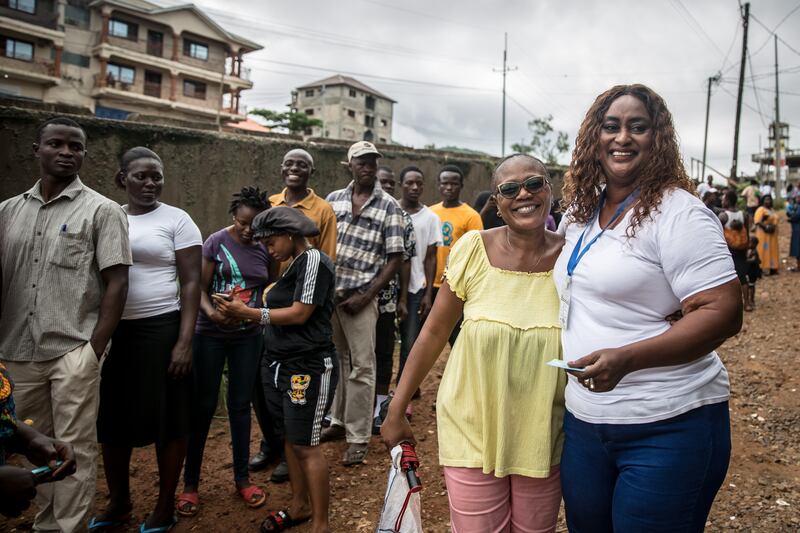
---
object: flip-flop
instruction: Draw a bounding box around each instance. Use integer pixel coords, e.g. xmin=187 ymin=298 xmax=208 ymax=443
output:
xmin=238 ymin=484 xmax=267 ymax=508
xmin=342 ymin=443 xmax=368 ymax=466
xmin=259 ymin=509 xmax=310 ymax=532
xmin=138 ymin=515 xmax=177 ymax=533
xmin=175 ymin=492 xmax=199 ymax=517
xmin=88 ymin=513 xmax=131 ymax=530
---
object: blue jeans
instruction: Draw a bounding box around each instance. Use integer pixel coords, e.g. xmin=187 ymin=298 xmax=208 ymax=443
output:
xmin=398 ymin=289 xmax=424 ymax=383
xmin=561 ymin=402 xmax=731 ymax=533
xmin=184 ymin=333 xmax=263 ymax=485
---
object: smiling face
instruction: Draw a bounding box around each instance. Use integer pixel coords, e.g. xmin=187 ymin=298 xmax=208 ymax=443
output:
xmin=34 ymin=124 xmax=86 ymax=180
xmin=121 ymin=157 xmax=164 ymax=210
xmin=281 ymin=149 xmax=314 ymax=190
xmin=401 ymin=170 xmax=424 ymax=203
xmin=349 ymin=154 xmax=379 ymax=188
xmin=597 ymin=94 xmax=654 ymax=187
xmin=438 ymin=171 xmax=462 ymax=203
xmin=493 ymin=156 xmax=552 ymax=231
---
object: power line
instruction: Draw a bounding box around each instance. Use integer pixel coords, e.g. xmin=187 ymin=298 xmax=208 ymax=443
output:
xmin=669 ymin=0 xmax=726 ymax=57
xmin=747 ymin=49 xmax=768 ymax=128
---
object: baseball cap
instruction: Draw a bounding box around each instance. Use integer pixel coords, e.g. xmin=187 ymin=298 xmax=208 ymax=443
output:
xmin=347 ymin=141 xmax=382 ymax=162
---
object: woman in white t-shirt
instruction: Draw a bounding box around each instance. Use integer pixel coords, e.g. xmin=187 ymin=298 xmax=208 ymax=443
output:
xmin=554 ymin=85 xmax=743 ymax=532
xmin=93 ymin=147 xmax=202 ymax=533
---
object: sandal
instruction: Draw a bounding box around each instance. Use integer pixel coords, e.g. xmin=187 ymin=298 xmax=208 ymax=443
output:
xmin=175 ymin=492 xmax=199 ymax=517
xmin=88 ymin=513 xmax=131 ymax=530
xmin=259 ymin=509 xmax=310 ymax=532
xmin=342 ymin=443 xmax=368 ymax=466
xmin=139 ymin=515 xmax=177 ymax=533
xmin=238 ymin=484 xmax=267 ymax=508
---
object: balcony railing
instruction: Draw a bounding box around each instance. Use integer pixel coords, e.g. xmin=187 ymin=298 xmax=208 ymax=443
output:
xmin=0 ymin=56 xmax=56 ymax=77
xmin=144 ymin=81 xmax=161 ymax=98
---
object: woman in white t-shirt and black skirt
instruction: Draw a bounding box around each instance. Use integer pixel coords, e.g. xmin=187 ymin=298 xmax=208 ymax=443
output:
xmin=554 ymin=85 xmax=743 ymax=532
xmin=213 ymin=206 xmax=338 ymax=533
xmin=94 ymin=147 xmax=202 ymax=532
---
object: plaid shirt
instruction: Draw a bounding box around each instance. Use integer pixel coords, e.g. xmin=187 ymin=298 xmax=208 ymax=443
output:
xmin=326 ymin=180 xmax=405 ymax=292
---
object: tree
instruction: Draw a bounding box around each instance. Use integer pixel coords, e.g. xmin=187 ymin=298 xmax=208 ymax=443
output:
xmin=249 ymin=108 xmax=323 ymax=134
xmin=511 ymin=115 xmax=570 ymax=165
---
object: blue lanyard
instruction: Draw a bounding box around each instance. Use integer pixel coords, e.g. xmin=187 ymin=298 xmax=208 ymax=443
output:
xmin=566 ymin=189 xmax=640 ymax=277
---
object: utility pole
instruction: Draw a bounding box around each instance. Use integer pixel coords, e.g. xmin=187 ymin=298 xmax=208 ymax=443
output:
xmin=731 ymin=1 xmax=749 ymax=181
xmin=494 ymin=33 xmax=516 ymax=156
xmin=774 ymin=34 xmax=782 ymax=193
xmin=701 ymin=73 xmax=720 ymax=181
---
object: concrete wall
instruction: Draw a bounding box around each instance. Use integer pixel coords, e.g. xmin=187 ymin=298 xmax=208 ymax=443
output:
xmin=0 ymin=106 xmax=505 ymax=237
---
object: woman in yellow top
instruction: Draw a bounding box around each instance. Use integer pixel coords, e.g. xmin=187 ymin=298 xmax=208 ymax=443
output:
xmin=754 ymin=194 xmax=780 ymax=275
xmin=382 ymin=153 xmax=566 ymax=533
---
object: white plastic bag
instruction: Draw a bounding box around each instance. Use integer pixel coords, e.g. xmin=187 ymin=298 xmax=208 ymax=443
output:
xmin=377 ymin=445 xmax=424 ymax=533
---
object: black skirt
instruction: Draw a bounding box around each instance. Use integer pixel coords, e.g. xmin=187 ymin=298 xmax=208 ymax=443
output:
xmin=97 ymin=311 xmax=192 ymax=447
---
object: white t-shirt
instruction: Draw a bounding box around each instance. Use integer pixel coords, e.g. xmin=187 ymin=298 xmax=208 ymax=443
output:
xmin=122 ymin=203 xmax=202 ymax=320
xmin=408 ymin=206 xmax=443 ymax=293
xmin=553 ymin=189 xmax=736 ymax=424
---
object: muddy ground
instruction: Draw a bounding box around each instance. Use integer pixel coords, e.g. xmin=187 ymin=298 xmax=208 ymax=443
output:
xmin=3 ymin=222 xmax=799 ymax=532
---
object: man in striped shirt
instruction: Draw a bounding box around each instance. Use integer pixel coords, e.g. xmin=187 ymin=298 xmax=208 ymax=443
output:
xmin=321 ymin=141 xmax=404 ymax=465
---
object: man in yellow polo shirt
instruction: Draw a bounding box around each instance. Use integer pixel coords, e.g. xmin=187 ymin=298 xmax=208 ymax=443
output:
xmin=269 ymin=148 xmax=337 ymax=261
xmin=430 ymin=164 xmax=483 ymax=346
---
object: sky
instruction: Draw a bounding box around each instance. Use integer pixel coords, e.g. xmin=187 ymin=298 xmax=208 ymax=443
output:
xmin=158 ymin=0 xmax=799 ymax=179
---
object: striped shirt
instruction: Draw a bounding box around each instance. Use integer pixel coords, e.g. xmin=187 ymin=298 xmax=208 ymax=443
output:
xmin=0 ymin=177 xmax=132 ymax=362
xmin=326 ymin=180 xmax=405 ymax=292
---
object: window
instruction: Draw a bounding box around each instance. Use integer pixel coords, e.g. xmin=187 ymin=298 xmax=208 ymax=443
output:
xmin=2 ymin=37 xmax=33 ymax=61
xmin=144 ymin=70 xmax=161 ymax=98
xmin=107 ymin=63 xmax=135 ymax=84
xmin=147 ymin=31 xmax=163 ymax=57
xmin=304 ymin=89 xmax=314 ymax=97
xmin=7 ymin=0 xmax=35 ymax=14
xmin=183 ymin=39 xmax=208 ymax=61
xmin=364 ymin=115 xmax=374 ymax=128
xmin=109 ymin=19 xmax=137 ymax=40
xmin=348 ymin=89 xmax=356 ymax=97
xmin=365 ymin=95 xmax=375 ymax=110
xmin=64 ymin=3 xmax=89 ymax=28
xmin=305 ymin=108 xmax=314 ymax=115
xmin=380 ymin=118 xmax=387 ymax=127
xmin=347 ymin=109 xmax=355 ymax=118
xmin=58 ymin=50 xmax=90 ymax=68
xmin=303 ymin=127 xmax=312 ymax=135
xmin=379 ymin=137 xmax=386 ymax=143
xmin=183 ymin=79 xmax=206 ymax=99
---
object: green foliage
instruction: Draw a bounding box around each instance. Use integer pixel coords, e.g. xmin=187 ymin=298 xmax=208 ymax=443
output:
xmin=249 ymin=108 xmax=323 ymax=134
xmin=511 ymin=115 xmax=570 ymax=165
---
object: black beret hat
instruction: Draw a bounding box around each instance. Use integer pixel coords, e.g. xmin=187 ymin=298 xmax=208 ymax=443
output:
xmin=252 ymin=206 xmax=320 ymax=239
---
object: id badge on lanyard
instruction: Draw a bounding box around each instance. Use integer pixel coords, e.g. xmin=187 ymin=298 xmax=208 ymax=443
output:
xmin=560 ymin=189 xmax=639 ymax=330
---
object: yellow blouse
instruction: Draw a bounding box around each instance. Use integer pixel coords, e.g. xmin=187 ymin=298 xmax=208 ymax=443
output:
xmin=436 ymin=231 xmax=565 ymax=478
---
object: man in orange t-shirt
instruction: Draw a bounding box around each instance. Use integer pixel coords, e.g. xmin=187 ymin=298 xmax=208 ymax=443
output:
xmin=429 ymin=164 xmax=483 ymax=346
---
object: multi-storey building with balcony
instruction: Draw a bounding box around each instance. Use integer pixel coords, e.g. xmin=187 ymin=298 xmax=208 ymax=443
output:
xmin=0 ymin=0 xmax=261 ymax=124
xmin=291 ymin=75 xmax=394 ymax=143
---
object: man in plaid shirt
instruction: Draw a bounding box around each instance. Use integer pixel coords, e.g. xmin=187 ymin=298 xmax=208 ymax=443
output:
xmin=321 ymin=141 xmax=404 ymax=465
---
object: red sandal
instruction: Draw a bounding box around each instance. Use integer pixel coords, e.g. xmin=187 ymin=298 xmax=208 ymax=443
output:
xmin=238 ymin=484 xmax=267 ymax=508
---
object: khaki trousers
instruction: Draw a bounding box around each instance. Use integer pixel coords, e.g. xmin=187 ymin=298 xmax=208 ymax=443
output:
xmin=4 ymin=342 xmax=101 ymax=533
xmin=330 ymin=299 xmax=378 ymax=444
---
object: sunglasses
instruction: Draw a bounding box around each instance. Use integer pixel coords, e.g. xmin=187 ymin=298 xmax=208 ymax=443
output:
xmin=496 ymin=176 xmax=548 ymax=199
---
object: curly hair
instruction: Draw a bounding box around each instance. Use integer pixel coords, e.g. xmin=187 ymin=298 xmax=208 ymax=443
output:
xmin=229 ymin=186 xmax=270 ymax=214
xmin=561 ymin=84 xmax=694 ymax=236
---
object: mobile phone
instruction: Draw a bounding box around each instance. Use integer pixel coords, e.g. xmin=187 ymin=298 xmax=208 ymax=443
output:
xmin=546 ymin=359 xmax=585 ymax=372
xmin=31 ymin=461 xmax=64 ymax=484
xmin=213 ymin=292 xmax=233 ymax=301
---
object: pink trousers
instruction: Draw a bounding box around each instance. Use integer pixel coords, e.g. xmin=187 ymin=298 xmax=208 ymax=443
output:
xmin=443 ymin=466 xmax=562 ymax=533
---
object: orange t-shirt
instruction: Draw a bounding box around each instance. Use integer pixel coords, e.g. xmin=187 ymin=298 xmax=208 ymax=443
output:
xmin=429 ymin=202 xmax=484 ymax=288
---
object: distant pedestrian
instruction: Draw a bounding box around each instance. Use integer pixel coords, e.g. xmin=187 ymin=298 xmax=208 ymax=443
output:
xmin=719 ymin=190 xmax=749 ymax=309
xmin=321 ymin=141 xmax=404 ymax=466
xmin=754 ymin=194 xmax=780 ymax=275
xmin=473 ymin=190 xmax=505 ymax=229
xmin=430 ymin=165 xmax=483 ymax=347
xmin=0 ymin=117 xmax=132 ymax=532
xmin=745 ymin=236 xmax=762 ymax=310
xmin=177 ymin=187 xmax=272 ymax=516
xmin=697 ymin=174 xmax=713 ymax=199
xmin=741 ymin=178 xmax=760 ymax=220
xmin=93 ymin=147 xmax=202 ymax=532
xmin=787 ymin=193 xmax=800 ymax=272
